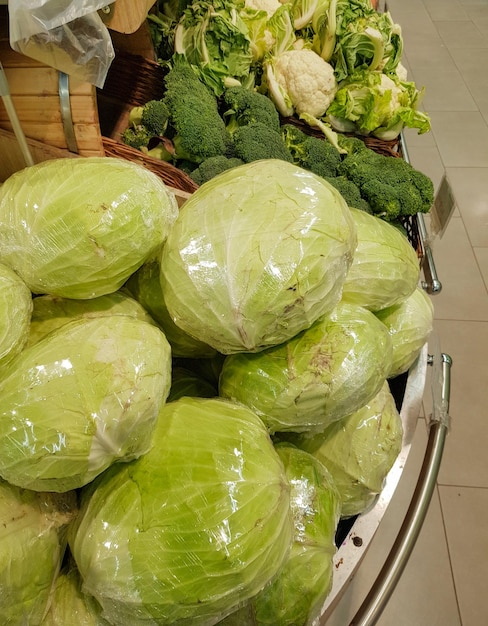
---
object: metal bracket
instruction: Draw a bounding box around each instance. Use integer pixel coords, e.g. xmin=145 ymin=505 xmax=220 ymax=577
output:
xmin=58 ymin=71 xmax=79 ymax=154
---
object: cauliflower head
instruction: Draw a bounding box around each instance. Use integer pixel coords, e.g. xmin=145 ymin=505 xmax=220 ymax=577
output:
xmin=268 ymin=49 xmax=338 ymax=119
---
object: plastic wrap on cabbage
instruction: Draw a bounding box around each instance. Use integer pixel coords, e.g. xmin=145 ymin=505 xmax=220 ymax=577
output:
xmin=41 ymin=564 xmax=110 ymax=626
xmin=125 ymin=257 xmax=217 ymax=358
xmin=68 ymin=397 xmax=293 ymax=626
xmin=160 ymin=159 xmax=357 ymax=354
xmin=27 ymin=292 xmax=156 ymax=347
xmin=341 ymin=208 xmax=420 ymax=311
xmin=220 ymin=443 xmax=341 ymax=625
xmin=219 ymin=301 xmax=393 ymax=433
xmin=375 ymin=286 xmax=434 ymax=378
xmin=167 ymin=366 xmax=218 ymax=402
xmin=299 ymin=381 xmax=403 ymax=518
xmin=0 ymin=478 xmax=77 ymax=626
xmin=0 ymin=262 xmax=32 ymax=371
xmin=0 ymin=315 xmax=172 ymax=492
xmin=0 ymin=157 xmax=178 ymax=299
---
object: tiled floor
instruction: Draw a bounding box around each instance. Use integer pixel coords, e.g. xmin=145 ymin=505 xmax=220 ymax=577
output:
xmin=326 ymin=1 xmax=488 ymax=624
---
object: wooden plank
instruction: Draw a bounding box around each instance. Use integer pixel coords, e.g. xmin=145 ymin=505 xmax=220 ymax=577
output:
xmin=0 ymin=95 xmax=101 ymax=124
xmin=103 ymin=0 xmax=156 ymax=34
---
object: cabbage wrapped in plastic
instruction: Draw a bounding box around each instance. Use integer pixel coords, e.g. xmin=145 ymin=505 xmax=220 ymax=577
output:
xmin=125 ymin=257 xmax=217 ymax=358
xmin=0 ymin=157 xmax=178 ymax=299
xmin=161 ymin=159 xmax=357 ymax=354
xmin=300 ymin=382 xmax=403 ymax=517
xmin=0 ymin=315 xmax=172 ymax=492
xmin=0 ymin=479 xmax=77 ymax=625
xmin=41 ymin=564 xmax=109 ymax=626
xmin=375 ymin=286 xmax=434 ymax=378
xmin=0 ymin=262 xmax=32 ymax=370
xmin=220 ymin=443 xmax=341 ymax=625
xmin=27 ymin=292 xmax=156 ymax=347
xmin=219 ymin=302 xmax=393 ymax=433
xmin=341 ymin=208 xmax=420 ymax=311
xmin=69 ymin=397 xmax=293 ymax=626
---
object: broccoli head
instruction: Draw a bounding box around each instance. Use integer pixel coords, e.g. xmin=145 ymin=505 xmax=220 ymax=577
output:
xmin=163 ymin=58 xmax=233 ymax=163
xmin=324 ymin=176 xmax=372 ymax=213
xmin=190 ymin=155 xmax=245 ymax=186
xmin=140 ymin=100 xmax=170 ymax=136
xmin=337 ymin=148 xmax=434 ymax=220
xmin=281 ymin=123 xmax=341 ymax=178
xmin=121 ymin=126 xmax=151 ymax=150
xmin=221 ymin=86 xmax=281 ymax=134
xmin=232 ymin=123 xmax=294 ymax=164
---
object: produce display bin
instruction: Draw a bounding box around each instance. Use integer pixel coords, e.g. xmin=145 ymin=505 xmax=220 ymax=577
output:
xmin=0 ymin=5 xmax=452 ymax=621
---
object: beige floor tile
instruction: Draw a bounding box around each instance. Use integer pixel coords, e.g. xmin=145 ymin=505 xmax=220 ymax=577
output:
xmin=444 ymin=167 xmax=488 ymax=247
xmin=424 ymin=320 xmax=488 ymax=487
xmin=435 ymin=19 xmax=488 ymax=48
xmin=427 ymin=216 xmax=488 ymax=320
xmin=323 ymin=424 xmax=461 ymax=626
xmin=438 ymin=485 xmax=488 ymax=626
xmin=424 ymin=0 xmax=470 ymax=21
xmin=412 ymin=67 xmax=478 ymax=112
xmin=450 ymin=48 xmax=488 ymax=123
xmin=428 ymin=111 xmax=488 ymax=167
xmin=474 ymin=246 xmax=488 ymax=285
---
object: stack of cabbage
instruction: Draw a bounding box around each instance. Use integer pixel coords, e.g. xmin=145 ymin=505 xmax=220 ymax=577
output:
xmin=0 ymin=156 xmax=433 ymax=626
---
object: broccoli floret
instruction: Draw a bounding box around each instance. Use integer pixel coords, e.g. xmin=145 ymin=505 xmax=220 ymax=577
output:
xmin=190 ymin=155 xmax=245 ymax=186
xmin=163 ymin=58 xmax=233 ymax=163
xmin=336 ymin=133 xmax=368 ymax=155
xmin=232 ymin=123 xmax=294 ymax=164
xmin=324 ymin=176 xmax=372 ymax=213
xmin=281 ymin=123 xmax=341 ymax=178
xmin=337 ymin=148 xmax=434 ymax=220
xmin=140 ymin=100 xmax=170 ymax=136
xmin=221 ymin=86 xmax=281 ymax=134
xmin=121 ymin=125 xmax=151 ymax=150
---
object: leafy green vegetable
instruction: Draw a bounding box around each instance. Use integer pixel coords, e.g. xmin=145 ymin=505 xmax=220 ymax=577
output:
xmin=219 ymin=301 xmax=393 ymax=433
xmin=341 ymin=207 xmax=420 ymax=311
xmin=298 ymin=381 xmax=403 ymax=517
xmin=124 ymin=257 xmax=217 ymax=358
xmin=220 ymin=443 xmax=341 ymax=625
xmin=40 ymin=564 xmax=109 ymax=626
xmin=69 ymin=397 xmax=293 ymax=626
xmin=0 ymin=262 xmax=32 ymax=371
xmin=0 ymin=479 xmax=77 ymax=625
xmin=173 ymin=0 xmax=254 ymax=96
xmin=326 ymin=69 xmax=431 ymax=140
xmin=0 ymin=315 xmax=172 ymax=492
xmin=0 ymin=157 xmax=178 ymax=299
xmin=27 ymin=292 xmax=156 ymax=348
xmin=160 ymin=159 xmax=356 ymax=354
xmin=375 ymin=286 xmax=434 ymax=378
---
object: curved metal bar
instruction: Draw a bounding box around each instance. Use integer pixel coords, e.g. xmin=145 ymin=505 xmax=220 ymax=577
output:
xmin=58 ymin=71 xmax=78 ymax=154
xmin=349 ymin=353 xmax=452 ymax=626
xmin=399 ymin=132 xmax=442 ymax=295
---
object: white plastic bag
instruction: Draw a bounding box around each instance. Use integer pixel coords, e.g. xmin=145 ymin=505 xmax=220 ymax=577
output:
xmin=8 ymin=0 xmax=116 ymax=88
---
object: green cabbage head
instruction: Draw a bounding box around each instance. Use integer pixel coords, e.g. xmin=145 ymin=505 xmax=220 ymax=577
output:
xmin=41 ymin=565 xmax=110 ymax=626
xmin=0 ymin=262 xmax=32 ymax=370
xmin=0 ymin=315 xmax=172 ymax=492
xmin=219 ymin=302 xmax=393 ymax=433
xmin=0 ymin=479 xmax=77 ymax=625
xmin=220 ymin=443 xmax=341 ymax=625
xmin=0 ymin=157 xmax=178 ymax=299
xmin=27 ymin=292 xmax=156 ymax=347
xmin=341 ymin=208 xmax=420 ymax=311
xmin=301 ymin=381 xmax=403 ymax=517
xmin=375 ymin=286 xmax=434 ymax=378
xmin=69 ymin=397 xmax=293 ymax=626
xmin=125 ymin=257 xmax=217 ymax=358
xmin=160 ymin=159 xmax=357 ymax=354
